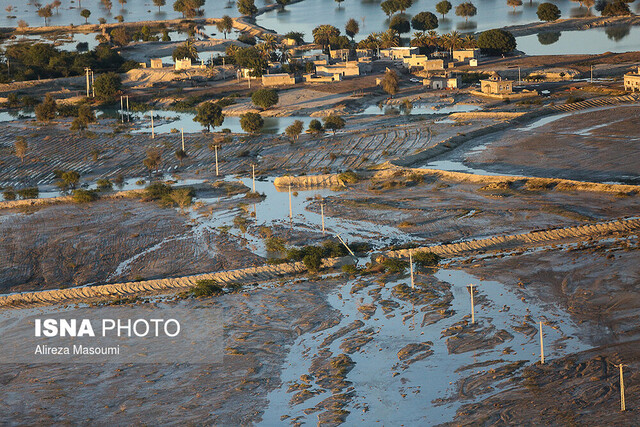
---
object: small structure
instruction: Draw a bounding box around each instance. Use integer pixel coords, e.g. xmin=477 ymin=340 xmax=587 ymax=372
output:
xmin=423 ymin=74 xmax=460 ymax=90
xmin=480 ymin=72 xmax=513 ymax=95
xmin=150 ymin=58 xmax=163 ymax=69
xmin=302 ymin=52 xmax=329 ymax=63
xmin=175 ymin=58 xmax=192 ymax=70
xmin=138 ymin=62 xmax=148 ymax=68
xmin=380 ymin=46 xmax=418 ymax=60
xmin=402 ymin=54 xmax=429 ymax=69
xmin=453 ymin=48 xmax=479 ymax=63
xmin=262 ymin=73 xmax=297 ymax=86
xmin=316 ymin=61 xmax=365 ymax=78
xmin=355 ymin=48 xmax=373 ymax=59
xmin=329 ymin=48 xmax=351 ymax=61
xmin=624 ymin=66 xmax=640 ymax=92
xmin=304 ymin=73 xmax=342 ymax=83
xmin=423 ymin=58 xmax=448 ymax=72
xmin=469 ymin=59 xmax=478 ymax=67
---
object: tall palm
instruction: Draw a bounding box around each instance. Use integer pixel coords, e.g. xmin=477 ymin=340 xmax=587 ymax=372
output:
xmin=262 ymin=34 xmax=278 ymax=53
xmin=410 ymin=31 xmax=425 ymax=47
xmin=380 ymin=29 xmax=400 ymax=48
xmin=442 ymin=31 xmax=462 ymax=55
xmin=462 ymin=34 xmax=476 ymax=49
xmin=426 ymin=30 xmax=441 ymax=50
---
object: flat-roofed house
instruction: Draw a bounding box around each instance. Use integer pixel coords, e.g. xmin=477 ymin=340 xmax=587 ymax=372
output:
xmin=624 ymin=66 xmax=640 ymax=92
xmin=480 ymin=72 xmax=513 ymax=95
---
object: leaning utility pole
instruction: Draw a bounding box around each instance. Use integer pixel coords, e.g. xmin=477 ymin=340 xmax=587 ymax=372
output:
xmin=85 ymin=67 xmax=91 ymax=97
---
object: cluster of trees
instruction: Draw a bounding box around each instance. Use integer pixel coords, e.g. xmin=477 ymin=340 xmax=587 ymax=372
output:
xmin=312 ymin=25 xmax=351 ymax=51
xmin=237 ymin=0 xmax=258 ymax=16
xmin=381 ymin=0 xmax=415 ymax=17
xmin=411 ymin=30 xmax=477 ymax=51
xmin=173 ymin=0 xmax=206 ymax=18
xmin=0 ymin=43 xmax=134 ymax=82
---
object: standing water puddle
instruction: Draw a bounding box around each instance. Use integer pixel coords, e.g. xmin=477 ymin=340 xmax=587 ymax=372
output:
xmin=259 ymin=268 xmax=588 ymax=425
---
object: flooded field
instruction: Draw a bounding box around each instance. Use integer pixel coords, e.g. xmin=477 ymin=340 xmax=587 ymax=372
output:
xmin=517 ymin=26 xmax=640 ymax=56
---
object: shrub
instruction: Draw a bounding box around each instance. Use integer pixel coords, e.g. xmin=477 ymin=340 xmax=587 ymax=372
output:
xmin=96 ymin=179 xmax=113 ymax=191
xmin=338 ymin=170 xmax=360 ymax=184
xmin=3 ymin=188 xmax=16 ymax=201
xmin=477 ymin=29 xmax=517 ymax=55
xmin=307 ymin=119 xmax=324 ymax=134
xmin=186 ymin=279 xmax=224 ymax=297
xmin=412 ymin=251 xmax=441 ymax=267
xmin=536 ymin=3 xmax=561 ymax=21
xmin=251 ymin=88 xmax=279 ymax=109
xmin=17 ymin=187 xmax=39 ymax=199
xmin=381 ymin=258 xmax=409 ymax=273
xmin=72 ymin=189 xmax=99 ymax=203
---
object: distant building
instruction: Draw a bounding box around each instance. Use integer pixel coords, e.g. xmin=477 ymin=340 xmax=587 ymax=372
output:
xmin=175 ymin=58 xmax=206 ymax=70
xmin=423 ymin=58 xmax=448 ymax=72
xmin=624 ymin=66 xmax=640 ymax=92
xmin=480 ymin=72 xmax=513 ymax=95
xmin=304 ymin=73 xmax=342 ymax=83
xmin=316 ymin=61 xmax=368 ymax=78
xmin=452 ymin=49 xmax=479 ymax=63
xmin=150 ymin=58 xmax=163 ymax=69
xmin=423 ymin=75 xmax=460 ymax=90
xmin=469 ymin=59 xmax=478 ymax=67
xmin=355 ymin=49 xmax=373 ymax=59
xmin=302 ymin=53 xmax=329 ymax=63
xmin=380 ymin=46 xmax=418 ymax=60
xmin=329 ymin=48 xmax=351 ymax=61
xmin=262 ymin=73 xmax=297 ymax=86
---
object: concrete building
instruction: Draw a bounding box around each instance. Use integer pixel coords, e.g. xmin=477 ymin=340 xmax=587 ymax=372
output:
xmin=380 ymin=46 xmax=418 ymax=60
xmin=175 ymin=58 xmax=206 ymax=70
xmin=316 ymin=61 xmax=367 ymax=78
xmin=355 ymin=49 xmax=373 ymax=59
xmin=302 ymin=53 xmax=329 ymax=63
xmin=329 ymin=48 xmax=351 ymax=61
xmin=262 ymin=73 xmax=297 ymax=86
xmin=423 ymin=75 xmax=460 ymax=90
xmin=452 ymin=49 xmax=479 ymax=63
xmin=150 ymin=58 xmax=163 ymax=69
xmin=304 ymin=73 xmax=342 ymax=83
xmin=423 ymin=58 xmax=448 ymax=72
xmin=480 ymin=72 xmax=513 ymax=95
xmin=624 ymin=66 xmax=640 ymax=92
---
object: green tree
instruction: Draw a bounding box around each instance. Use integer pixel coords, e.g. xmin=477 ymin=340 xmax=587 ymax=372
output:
xmin=307 ymin=119 xmax=324 ymax=134
xmin=477 ymin=29 xmax=516 ymax=55
xmin=389 ymin=15 xmax=411 ymax=34
xmin=56 ymin=170 xmax=80 ymax=190
xmin=175 ymin=149 xmax=188 ymax=166
xmin=345 ymin=18 xmax=360 ymax=40
xmin=110 ymin=27 xmax=130 ymax=46
xmin=312 ymin=25 xmax=341 ymax=51
xmin=276 ymin=0 xmax=291 ymax=9
xmin=285 ymin=120 xmax=303 ymax=142
xmin=251 ymin=88 xmax=279 ymax=109
xmin=335 ymin=0 xmax=345 ymax=8
xmin=436 ymin=0 xmax=452 ymax=18
xmin=455 ymin=2 xmax=477 ymax=22
xmin=240 ymin=112 xmax=264 ymax=133
xmin=172 ymin=40 xmax=198 ymax=61
xmin=153 ymin=0 xmax=166 ymax=12
xmin=237 ymin=0 xmax=258 ymax=15
xmin=93 ymin=72 xmax=122 ymax=99
xmin=15 ymin=137 xmax=28 ymax=163
xmin=234 ymin=46 xmax=268 ymax=76
xmin=78 ymin=104 xmax=96 ymax=123
xmin=53 ymin=0 xmax=62 ymax=14
xmin=507 ymin=0 xmax=523 ymax=11
xmin=323 ymin=114 xmax=345 ymax=135
xmin=193 ymin=101 xmax=224 ymax=131
xmin=35 ymin=94 xmax=57 ymax=122
xmin=284 ymin=31 xmax=305 ymax=45
xmin=602 ymin=0 xmax=631 ymax=15
xmin=411 ymin=12 xmax=439 ymax=31
xmin=80 ymin=9 xmax=91 ymax=23
xmin=381 ymin=69 xmax=399 ymax=96
xmin=536 ymin=2 xmax=561 ymax=21
xmin=70 ymin=117 xmax=87 ymax=132
xmin=381 ymin=0 xmax=399 ymax=16
xmin=216 ymin=15 xmax=233 ymax=39
xmin=143 ymin=148 xmax=162 ymax=174
xmin=396 ymin=0 xmax=414 ymax=13
xmin=37 ymin=6 xmax=53 ymax=25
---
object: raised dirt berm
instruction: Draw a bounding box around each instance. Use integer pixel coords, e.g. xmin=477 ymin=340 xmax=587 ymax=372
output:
xmin=500 ymin=15 xmax=640 ymax=37
xmin=383 ymin=167 xmax=640 ymax=195
xmin=381 ymin=217 xmax=640 ymax=261
xmin=0 ymin=257 xmax=352 ymax=308
xmin=274 ymin=174 xmax=346 ymax=190
xmin=0 ymin=189 xmax=144 ymax=210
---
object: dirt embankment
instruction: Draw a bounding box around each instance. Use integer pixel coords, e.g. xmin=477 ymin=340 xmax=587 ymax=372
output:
xmin=501 ymin=15 xmax=640 ymax=37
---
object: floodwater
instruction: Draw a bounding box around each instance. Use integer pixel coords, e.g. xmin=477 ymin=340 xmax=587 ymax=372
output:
xmin=0 ymin=0 xmax=240 ymax=28
xmin=358 ymin=102 xmax=480 ymax=116
xmin=257 ymin=0 xmax=594 ymax=38
xmin=260 ymin=267 xmax=588 ymax=424
xmin=517 ymin=26 xmax=640 ymax=56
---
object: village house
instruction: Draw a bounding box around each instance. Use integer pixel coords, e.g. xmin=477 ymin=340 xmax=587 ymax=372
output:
xmin=452 ymin=48 xmax=480 ymax=63
xmin=150 ymin=58 xmax=163 ymax=69
xmin=174 ymin=58 xmax=206 ymax=70
xmin=329 ymin=48 xmax=351 ymax=61
xmin=316 ymin=61 xmax=369 ymax=78
xmin=380 ymin=46 xmax=418 ymax=60
xmin=480 ymin=72 xmax=513 ymax=95
xmin=304 ymin=73 xmax=342 ymax=83
xmin=262 ymin=73 xmax=297 ymax=86
xmin=624 ymin=66 xmax=640 ymax=92
xmin=423 ymin=74 xmax=460 ymax=90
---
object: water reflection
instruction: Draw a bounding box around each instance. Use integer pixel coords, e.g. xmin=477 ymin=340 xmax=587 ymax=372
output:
xmin=605 ymin=25 xmax=631 ymax=42
xmin=537 ymin=31 xmax=561 ymax=45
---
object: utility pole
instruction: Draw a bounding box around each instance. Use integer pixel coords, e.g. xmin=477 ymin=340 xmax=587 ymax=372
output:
xmin=468 ymin=284 xmax=475 ymax=324
xmin=126 ymin=95 xmax=130 ymax=122
xmin=91 ymin=70 xmax=95 ymax=97
xmin=120 ymin=96 xmax=124 ymax=123
xmin=150 ymin=110 xmax=155 ymax=139
xmin=539 ymin=321 xmax=545 ymax=364
xmin=181 ymin=128 xmax=185 ymax=151
xmin=336 ymin=233 xmax=356 ymax=257
xmin=288 ymin=184 xmax=293 ymax=220
xmin=321 ymin=202 xmax=325 ymax=235
xmin=409 ymin=251 xmax=415 ymax=289
xmin=619 ymin=363 xmax=626 ymax=411
xmin=85 ymin=67 xmax=91 ymax=97
xmin=252 ymin=164 xmax=256 ymax=193
xmin=214 ymin=145 xmax=219 ymax=176
xmin=591 ymin=65 xmax=593 ymax=83
xmin=518 ymin=66 xmax=521 ymax=86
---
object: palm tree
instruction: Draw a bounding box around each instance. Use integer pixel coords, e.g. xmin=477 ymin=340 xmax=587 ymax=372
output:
xmin=442 ymin=31 xmax=462 ymax=55
xmin=462 ymin=34 xmax=476 ymax=49
xmin=426 ymin=30 xmax=441 ymax=50
xmin=380 ymin=29 xmax=400 ymax=48
xmin=261 ymin=34 xmax=278 ymax=53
